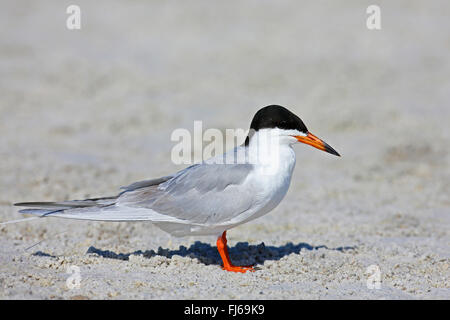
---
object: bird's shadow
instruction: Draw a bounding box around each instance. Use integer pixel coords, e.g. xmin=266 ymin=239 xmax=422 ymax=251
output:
xmin=73 ymin=241 xmax=357 ymax=267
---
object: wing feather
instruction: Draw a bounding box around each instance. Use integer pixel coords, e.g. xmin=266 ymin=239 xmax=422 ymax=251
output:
xmin=16 ymin=147 xmax=256 ymax=226
xmin=117 ymin=163 xmax=255 ymax=224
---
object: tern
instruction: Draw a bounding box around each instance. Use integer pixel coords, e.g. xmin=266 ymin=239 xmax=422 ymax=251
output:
xmin=15 ymin=105 xmax=340 ymax=273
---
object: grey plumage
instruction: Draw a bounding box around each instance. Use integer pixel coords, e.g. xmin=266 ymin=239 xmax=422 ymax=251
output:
xmin=118 ymin=163 xmax=254 ymax=224
xmin=15 ymin=160 xmax=256 ymax=235
xmin=120 ymin=176 xmax=173 ymax=192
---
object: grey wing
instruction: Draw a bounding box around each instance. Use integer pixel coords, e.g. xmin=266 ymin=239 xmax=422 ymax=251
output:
xmin=15 ymin=176 xmax=174 ymax=221
xmin=120 ymin=175 xmax=173 ymax=192
xmin=117 ymin=163 xmax=256 ymax=225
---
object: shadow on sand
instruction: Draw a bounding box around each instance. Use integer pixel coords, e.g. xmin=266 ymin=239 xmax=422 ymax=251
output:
xmin=73 ymin=241 xmax=357 ymax=267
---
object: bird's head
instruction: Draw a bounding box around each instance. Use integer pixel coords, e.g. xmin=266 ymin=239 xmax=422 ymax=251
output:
xmin=245 ymin=105 xmax=340 ymax=157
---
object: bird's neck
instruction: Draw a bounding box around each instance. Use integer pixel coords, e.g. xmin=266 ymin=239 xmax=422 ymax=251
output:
xmin=246 ymin=133 xmax=296 ymax=175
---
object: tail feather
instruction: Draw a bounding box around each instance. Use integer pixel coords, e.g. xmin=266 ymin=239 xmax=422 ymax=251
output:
xmin=14 ymin=197 xmax=185 ymax=223
xmin=15 ymin=195 xmax=117 ymax=209
xmin=14 ymin=196 xmax=118 ymax=218
xmin=18 ymin=208 xmax=64 ymax=216
xmin=15 ymin=201 xmax=95 ymax=210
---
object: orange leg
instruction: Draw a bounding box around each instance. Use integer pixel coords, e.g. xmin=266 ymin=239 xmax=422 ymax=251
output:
xmin=216 ymin=231 xmax=254 ymax=273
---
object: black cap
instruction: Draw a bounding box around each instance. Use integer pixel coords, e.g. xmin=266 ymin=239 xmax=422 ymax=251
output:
xmin=249 ymin=105 xmax=308 ymax=133
xmin=244 ymin=105 xmax=308 ymax=146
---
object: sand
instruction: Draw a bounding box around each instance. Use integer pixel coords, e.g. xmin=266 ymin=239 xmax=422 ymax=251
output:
xmin=0 ymin=1 xmax=449 ymax=299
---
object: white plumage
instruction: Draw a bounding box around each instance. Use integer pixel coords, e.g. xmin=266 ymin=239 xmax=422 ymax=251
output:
xmin=18 ymin=129 xmax=297 ymax=237
xmin=15 ymin=105 xmax=340 ymax=272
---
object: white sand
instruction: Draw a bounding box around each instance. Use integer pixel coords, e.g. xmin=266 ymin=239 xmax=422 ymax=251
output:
xmin=0 ymin=1 xmax=449 ymax=299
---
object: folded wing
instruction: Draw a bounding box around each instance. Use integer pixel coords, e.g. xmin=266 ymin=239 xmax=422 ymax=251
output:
xmin=15 ymin=163 xmax=256 ymax=226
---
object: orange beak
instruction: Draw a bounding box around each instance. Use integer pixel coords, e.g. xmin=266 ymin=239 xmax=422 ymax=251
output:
xmin=294 ymin=132 xmax=340 ymax=156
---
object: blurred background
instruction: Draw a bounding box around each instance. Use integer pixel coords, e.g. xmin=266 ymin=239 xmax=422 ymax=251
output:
xmin=0 ymin=1 xmax=448 ymax=299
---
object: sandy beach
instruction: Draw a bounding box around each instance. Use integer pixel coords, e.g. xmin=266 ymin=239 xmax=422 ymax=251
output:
xmin=0 ymin=1 xmax=449 ymax=299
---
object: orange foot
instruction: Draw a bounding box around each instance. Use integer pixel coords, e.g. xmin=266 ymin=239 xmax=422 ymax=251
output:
xmin=216 ymin=231 xmax=255 ymax=273
xmin=222 ymin=265 xmax=255 ymax=273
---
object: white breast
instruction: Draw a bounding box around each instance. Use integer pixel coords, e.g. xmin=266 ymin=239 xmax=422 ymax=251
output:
xmin=226 ymin=141 xmax=297 ymax=226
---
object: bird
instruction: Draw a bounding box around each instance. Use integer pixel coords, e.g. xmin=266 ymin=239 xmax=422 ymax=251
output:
xmin=15 ymin=105 xmax=340 ymax=273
